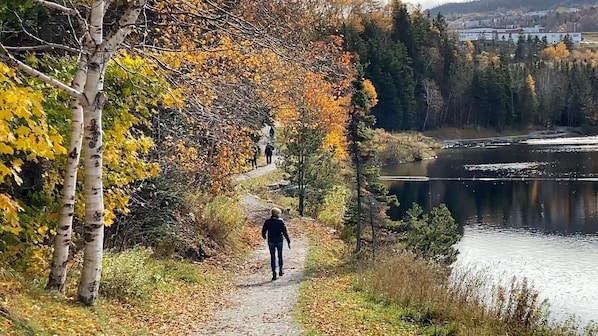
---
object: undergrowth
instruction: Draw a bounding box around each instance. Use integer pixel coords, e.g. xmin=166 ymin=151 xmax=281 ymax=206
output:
xmin=0 ymin=191 xmax=260 ymax=335
xmin=298 ymin=222 xmax=598 ymax=336
xmin=373 ymin=130 xmax=440 ymax=164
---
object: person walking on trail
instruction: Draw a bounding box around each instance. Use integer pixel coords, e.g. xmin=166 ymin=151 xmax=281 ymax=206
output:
xmin=251 ymin=144 xmax=259 ymax=170
xmin=262 ymin=207 xmax=291 ymax=281
xmin=269 ymin=126 xmax=275 ymax=138
xmin=265 ymin=143 xmax=274 ymax=165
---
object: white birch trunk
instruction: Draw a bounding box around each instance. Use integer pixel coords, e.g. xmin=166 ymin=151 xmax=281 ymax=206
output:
xmin=76 ymin=0 xmax=106 ymax=305
xmin=46 ymin=58 xmax=87 ymax=291
xmin=77 ymin=0 xmax=146 ymax=305
xmin=3 ymin=0 xmax=146 ymax=304
xmin=77 ymin=56 xmax=107 ymax=305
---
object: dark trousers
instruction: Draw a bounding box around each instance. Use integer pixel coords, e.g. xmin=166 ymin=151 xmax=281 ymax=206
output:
xmin=268 ymin=242 xmax=283 ymax=273
xmin=266 ymin=154 xmax=272 ymax=164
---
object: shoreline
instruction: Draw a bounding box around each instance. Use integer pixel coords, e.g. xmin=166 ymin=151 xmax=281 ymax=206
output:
xmin=438 ymin=126 xmax=578 ymax=148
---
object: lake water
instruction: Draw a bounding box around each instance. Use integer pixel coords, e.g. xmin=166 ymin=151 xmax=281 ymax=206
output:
xmin=382 ymin=136 xmax=598 ymax=325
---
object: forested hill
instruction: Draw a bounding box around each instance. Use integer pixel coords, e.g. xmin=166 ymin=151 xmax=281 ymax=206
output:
xmin=431 ymin=0 xmax=595 ymax=15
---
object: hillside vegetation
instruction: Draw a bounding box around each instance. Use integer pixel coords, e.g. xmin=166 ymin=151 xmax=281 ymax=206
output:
xmin=432 ymin=0 xmax=596 ymax=15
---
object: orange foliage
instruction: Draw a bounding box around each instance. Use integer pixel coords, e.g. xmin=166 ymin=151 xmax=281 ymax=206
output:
xmin=539 ymin=42 xmax=571 ymax=61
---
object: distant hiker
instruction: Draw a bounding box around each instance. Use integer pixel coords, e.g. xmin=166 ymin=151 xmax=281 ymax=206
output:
xmin=269 ymin=126 xmax=275 ymax=138
xmin=262 ymin=207 xmax=291 ymax=281
xmin=251 ymin=144 xmax=259 ymax=170
xmin=265 ymin=143 xmax=274 ymax=164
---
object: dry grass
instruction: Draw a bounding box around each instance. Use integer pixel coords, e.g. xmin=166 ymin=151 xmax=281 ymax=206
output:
xmin=361 ymin=252 xmax=553 ymax=335
xmin=373 ymin=129 xmax=441 ymax=164
xmin=0 ymin=194 xmax=263 ymax=336
xmin=423 ymin=126 xmax=533 ymax=141
xmin=298 ymin=225 xmax=595 ymax=336
xmin=581 ymin=32 xmax=598 ymax=46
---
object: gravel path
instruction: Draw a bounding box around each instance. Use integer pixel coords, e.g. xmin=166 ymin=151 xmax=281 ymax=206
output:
xmin=193 ymin=229 xmax=307 ymax=336
xmin=193 ymin=141 xmax=307 ymax=335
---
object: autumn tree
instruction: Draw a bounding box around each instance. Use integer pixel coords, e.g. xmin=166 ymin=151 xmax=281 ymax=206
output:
xmin=0 ymin=0 xmax=276 ymax=305
xmin=346 ymin=72 xmax=397 ymax=254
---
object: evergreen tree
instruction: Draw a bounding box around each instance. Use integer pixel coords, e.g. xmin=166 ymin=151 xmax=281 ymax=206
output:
xmin=404 ymin=203 xmax=461 ymax=265
xmin=279 ymin=106 xmax=337 ymax=216
xmin=346 ymin=72 xmax=398 ymax=254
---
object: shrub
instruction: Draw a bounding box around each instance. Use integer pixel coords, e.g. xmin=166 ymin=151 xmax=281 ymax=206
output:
xmin=189 ymin=193 xmax=245 ymax=247
xmin=403 ymin=203 xmax=461 ymax=265
xmin=317 ymin=185 xmax=349 ymax=230
xmin=373 ymin=129 xmax=440 ymax=164
xmin=101 ymin=247 xmax=164 ymax=303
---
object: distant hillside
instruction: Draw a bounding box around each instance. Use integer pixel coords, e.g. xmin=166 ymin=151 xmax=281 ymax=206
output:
xmin=431 ymin=0 xmax=594 ymax=15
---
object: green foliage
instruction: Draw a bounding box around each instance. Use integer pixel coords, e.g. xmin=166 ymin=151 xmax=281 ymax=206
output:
xmin=101 ymin=248 xmax=164 ymax=303
xmin=278 ymin=109 xmax=339 ymax=216
xmin=345 ymin=72 xmax=400 ymax=253
xmin=192 ymin=193 xmax=246 ymax=246
xmin=101 ymin=248 xmax=209 ymax=303
xmin=403 ymin=203 xmax=461 ymax=265
xmin=316 ymin=185 xmax=349 ymax=229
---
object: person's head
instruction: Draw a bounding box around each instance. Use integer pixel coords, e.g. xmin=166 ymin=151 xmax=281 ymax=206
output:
xmin=271 ymin=207 xmax=281 ymax=217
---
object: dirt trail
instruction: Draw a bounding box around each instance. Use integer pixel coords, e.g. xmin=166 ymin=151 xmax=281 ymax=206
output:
xmin=193 ymin=133 xmax=307 ymax=335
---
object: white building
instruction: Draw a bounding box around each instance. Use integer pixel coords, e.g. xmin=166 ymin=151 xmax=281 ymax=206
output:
xmin=458 ymin=27 xmax=582 ymax=45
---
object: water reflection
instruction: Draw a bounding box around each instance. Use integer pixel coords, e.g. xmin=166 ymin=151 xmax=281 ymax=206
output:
xmin=457 ymin=227 xmax=598 ymax=325
xmin=384 ymin=144 xmax=598 ymax=235
xmin=382 ymin=139 xmax=598 ymax=325
xmin=387 ymin=179 xmax=598 ymax=234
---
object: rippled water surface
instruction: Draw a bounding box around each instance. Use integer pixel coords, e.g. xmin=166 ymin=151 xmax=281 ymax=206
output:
xmin=456 ymin=227 xmax=598 ymax=324
xmin=383 ymin=137 xmax=598 ymax=325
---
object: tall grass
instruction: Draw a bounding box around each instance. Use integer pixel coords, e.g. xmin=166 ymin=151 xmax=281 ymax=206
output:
xmin=100 ymin=247 xmax=208 ymax=303
xmin=373 ymin=129 xmax=440 ymax=164
xmin=101 ymin=247 xmax=165 ymax=303
xmin=359 ymin=252 xmax=569 ymax=335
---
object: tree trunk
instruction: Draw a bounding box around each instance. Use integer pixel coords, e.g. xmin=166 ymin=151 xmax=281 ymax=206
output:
xmin=298 ymin=153 xmax=305 ymax=216
xmin=46 ymin=59 xmax=87 ymax=291
xmin=77 ymin=0 xmax=146 ymax=305
xmin=368 ymin=195 xmax=375 ymax=259
xmin=77 ymin=1 xmax=107 ymax=303
xmin=77 ymin=69 xmax=106 ymax=304
xmin=353 ymin=141 xmax=363 ymax=253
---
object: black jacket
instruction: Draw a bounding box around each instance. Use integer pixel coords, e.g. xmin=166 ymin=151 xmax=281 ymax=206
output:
xmin=265 ymin=144 xmax=274 ymax=155
xmin=262 ymin=216 xmax=290 ymax=244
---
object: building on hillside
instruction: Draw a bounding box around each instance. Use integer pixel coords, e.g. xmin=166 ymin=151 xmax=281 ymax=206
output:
xmin=457 ymin=26 xmax=582 ymax=45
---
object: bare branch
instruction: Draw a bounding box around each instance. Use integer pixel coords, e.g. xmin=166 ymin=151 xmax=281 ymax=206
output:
xmin=0 ymin=43 xmax=85 ymax=101
xmin=10 ymin=11 xmax=83 ymax=54
xmin=3 ymin=40 xmax=81 ymax=54
xmin=32 ymin=0 xmax=79 ymax=16
xmin=103 ymin=0 xmax=148 ymax=52
xmin=3 ymin=45 xmax=65 ymax=51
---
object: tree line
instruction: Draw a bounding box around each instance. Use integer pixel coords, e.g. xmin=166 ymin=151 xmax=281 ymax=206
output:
xmin=343 ymin=0 xmax=598 ymax=133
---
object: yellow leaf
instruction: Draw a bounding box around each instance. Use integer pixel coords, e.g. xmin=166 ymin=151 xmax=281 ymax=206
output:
xmin=0 ymin=142 xmax=13 ymax=154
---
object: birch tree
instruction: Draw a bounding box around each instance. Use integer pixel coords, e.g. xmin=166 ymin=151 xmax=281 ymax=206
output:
xmin=1 ymin=0 xmax=148 ymax=305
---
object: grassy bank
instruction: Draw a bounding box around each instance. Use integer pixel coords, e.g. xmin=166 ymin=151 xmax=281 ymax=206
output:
xmin=297 ymin=225 xmax=597 ymax=336
xmin=423 ymin=126 xmax=535 ymax=141
xmin=373 ymin=130 xmax=441 ymax=164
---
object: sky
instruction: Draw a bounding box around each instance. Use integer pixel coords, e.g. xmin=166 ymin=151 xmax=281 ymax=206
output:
xmin=400 ymin=0 xmax=468 ymax=10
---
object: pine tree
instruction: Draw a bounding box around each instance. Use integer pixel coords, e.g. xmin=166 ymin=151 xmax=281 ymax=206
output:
xmin=279 ymin=106 xmax=337 ymax=216
xmin=346 ymin=71 xmax=398 ymax=254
